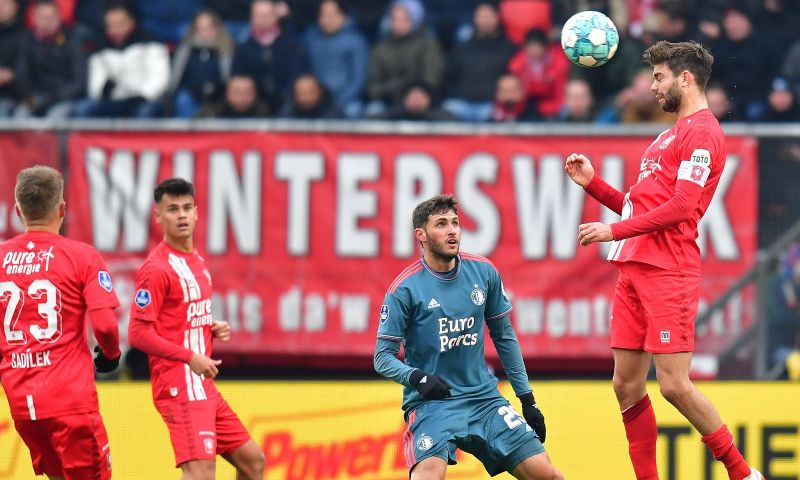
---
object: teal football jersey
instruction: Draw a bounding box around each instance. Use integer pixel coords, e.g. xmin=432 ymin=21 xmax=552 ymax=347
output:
xmin=377 ymin=252 xmax=513 ymax=413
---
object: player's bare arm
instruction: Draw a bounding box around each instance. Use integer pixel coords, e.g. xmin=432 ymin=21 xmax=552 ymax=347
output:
xmin=578 ymin=222 xmax=613 ymax=246
xmin=564 ymin=153 xmax=595 ymax=187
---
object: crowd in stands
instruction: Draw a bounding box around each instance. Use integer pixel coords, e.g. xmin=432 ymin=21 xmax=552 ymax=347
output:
xmin=0 ymin=0 xmax=799 ymax=122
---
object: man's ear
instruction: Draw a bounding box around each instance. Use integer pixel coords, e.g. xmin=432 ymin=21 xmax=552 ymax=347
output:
xmin=414 ymin=227 xmax=426 ymax=244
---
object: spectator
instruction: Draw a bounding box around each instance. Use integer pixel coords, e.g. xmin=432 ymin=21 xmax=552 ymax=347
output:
xmin=755 ymin=0 xmax=800 ymax=48
xmin=304 ymin=0 xmax=368 ymax=118
xmin=73 ymin=3 xmax=168 ymax=118
xmin=199 ymin=74 xmax=271 ymax=118
xmin=556 ymin=78 xmax=596 ymax=122
xmin=764 ymin=77 xmax=800 ymax=122
xmin=641 ymin=4 xmax=697 ymax=45
xmin=366 ymin=0 xmax=444 ymax=115
xmin=23 ymin=0 xmax=74 ymax=29
xmin=705 ymin=81 xmax=741 ymax=122
xmin=597 ymin=68 xmax=674 ymax=124
xmin=207 ymin=0 xmax=252 ymax=42
xmin=0 ymin=0 xmax=23 ymax=116
xmin=508 ymin=28 xmax=570 ymax=120
xmin=279 ymin=73 xmax=343 ymax=119
xmin=232 ymin=0 xmax=309 ymax=112
xmin=168 ymin=10 xmax=234 ymax=118
xmin=442 ymin=2 xmax=516 ymax=122
xmin=372 ymin=81 xmax=455 ymax=121
xmin=15 ymin=0 xmax=85 ymax=118
xmin=713 ymin=6 xmax=781 ymax=121
xmin=490 ymin=73 xmax=537 ymax=122
xmin=132 ymin=0 xmax=204 ymax=44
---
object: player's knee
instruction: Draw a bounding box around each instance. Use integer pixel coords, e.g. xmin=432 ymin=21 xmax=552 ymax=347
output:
xmin=410 ymin=457 xmax=446 ymax=480
xmin=181 ymin=461 xmax=215 ymax=480
xmin=612 ymin=375 xmax=642 ymax=404
xmin=658 ymin=378 xmax=691 ymax=406
xmin=611 ymin=375 xmax=627 ymax=396
xmin=246 ymin=450 xmax=265 ymax=477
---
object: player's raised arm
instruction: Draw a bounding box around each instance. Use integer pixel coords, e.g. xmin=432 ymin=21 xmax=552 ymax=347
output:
xmin=566 ymin=153 xmax=626 ymax=215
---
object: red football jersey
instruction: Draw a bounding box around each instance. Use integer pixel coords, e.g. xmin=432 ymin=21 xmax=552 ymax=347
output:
xmin=607 ymin=109 xmax=725 ymax=276
xmin=131 ymin=242 xmax=219 ymax=404
xmin=0 ymin=231 xmax=119 ymax=420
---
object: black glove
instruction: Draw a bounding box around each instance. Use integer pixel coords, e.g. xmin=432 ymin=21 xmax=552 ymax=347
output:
xmin=519 ymin=392 xmax=546 ymax=443
xmin=94 ymin=345 xmax=120 ymax=373
xmin=409 ymin=369 xmax=451 ymax=400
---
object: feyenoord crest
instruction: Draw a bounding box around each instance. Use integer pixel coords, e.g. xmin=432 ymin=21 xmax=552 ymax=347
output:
xmin=471 ymin=285 xmax=486 ymax=305
xmin=416 ymin=434 xmax=434 ymax=452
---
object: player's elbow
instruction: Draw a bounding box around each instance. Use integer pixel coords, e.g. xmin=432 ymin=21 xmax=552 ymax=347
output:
xmin=127 ymin=321 xmax=145 ymax=350
xmin=372 ymin=351 xmax=384 ymax=375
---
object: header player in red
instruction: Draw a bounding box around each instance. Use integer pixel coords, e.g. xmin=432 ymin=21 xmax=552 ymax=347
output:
xmin=565 ymin=41 xmax=764 ymax=480
xmin=0 ymin=165 xmax=121 ymax=479
xmin=128 ymin=178 xmax=263 ymax=480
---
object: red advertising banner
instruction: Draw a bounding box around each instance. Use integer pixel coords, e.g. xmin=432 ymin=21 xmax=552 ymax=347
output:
xmin=0 ymin=132 xmax=60 ymax=242
xmin=65 ymin=132 xmax=758 ymax=366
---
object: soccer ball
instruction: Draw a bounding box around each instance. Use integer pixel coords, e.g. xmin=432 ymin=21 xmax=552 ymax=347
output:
xmin=561 ymin=11 xmax=619 ymax=68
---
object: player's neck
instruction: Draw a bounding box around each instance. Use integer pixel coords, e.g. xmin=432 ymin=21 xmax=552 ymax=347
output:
xmin=24 ymin=218 xmax=62 ymax=235
xmin=677 ymin=93 xmax=708 ymax=119
xmin=164 ymin=236 xmax=193 ymax=253
xmin=24 ymin=225 xmax=60 ymax=235
xmin=423 ymin=251 xmax=457 ymax=272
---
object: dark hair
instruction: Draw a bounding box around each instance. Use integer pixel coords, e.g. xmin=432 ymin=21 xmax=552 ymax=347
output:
xmin=524 ymin=28 xmax=547 ymax=45
xmin=643 ymin=40 xmax=714 ymax=91
xmin=412 ymin=194 xmax=458 ymax=229
xmin=104 ymin=1 xmax=133 ymax=17
xmin=154 ymin=178 xmax=195 ymax=203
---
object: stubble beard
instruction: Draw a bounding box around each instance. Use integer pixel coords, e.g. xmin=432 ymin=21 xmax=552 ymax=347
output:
xmin=661 ymin=82 xmax=682 ymax=113
xmin=428 ymin=236 xmax=459 ymax=263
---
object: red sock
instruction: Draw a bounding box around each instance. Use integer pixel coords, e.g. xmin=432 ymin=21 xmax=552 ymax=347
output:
xmin=622 ymin=394 xmax=659 ymax=480
xmin=701 ymin=424 xmax=751 ymax=480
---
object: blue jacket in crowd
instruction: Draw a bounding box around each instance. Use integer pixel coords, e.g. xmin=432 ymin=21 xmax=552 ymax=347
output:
xmin=304 ymin=19 xmax=369 ymax=109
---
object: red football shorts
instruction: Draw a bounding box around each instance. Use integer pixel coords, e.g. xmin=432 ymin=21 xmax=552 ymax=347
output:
xmin=610 ymin=261 xmax=701 ymax=353
xmin=156 ymin=395 xmax=252 ymax=466
xmin=14 ymin=412 xmax=112 ymax=480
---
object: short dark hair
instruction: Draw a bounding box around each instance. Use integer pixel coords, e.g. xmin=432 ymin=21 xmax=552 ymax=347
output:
xmin=154 ymin=178 xmax=195 ymax=203
xmin=412 ymin=194 xmax=458 ymax=229
xmin=643 ymin=40 xmax=714 ymax=91
xmin=104 ymin=1 xmax=133 ymax=17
